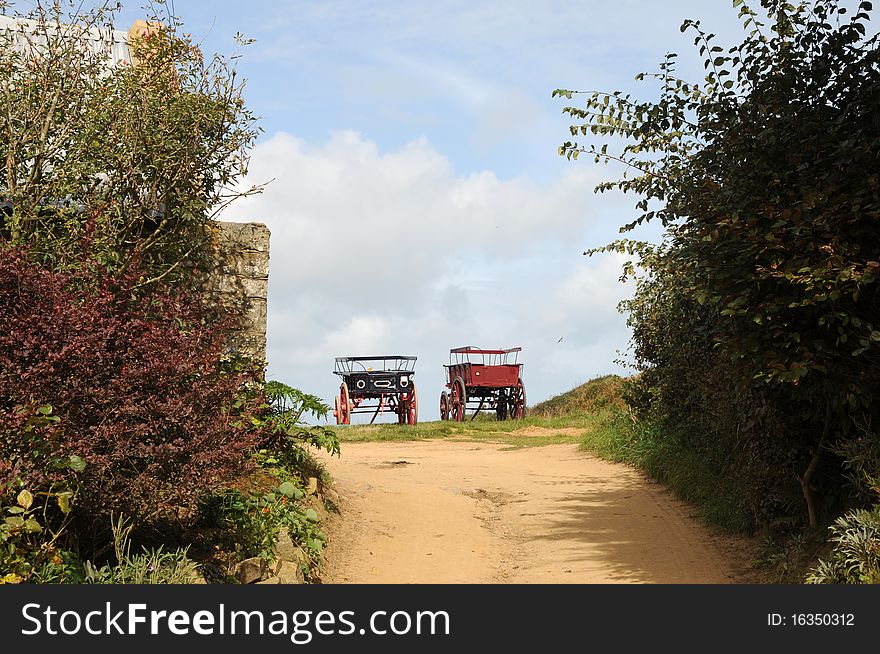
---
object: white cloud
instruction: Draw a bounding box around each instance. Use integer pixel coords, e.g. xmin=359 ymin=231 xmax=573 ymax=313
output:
xmin=230 ymin=130 xmax=633 ymax=422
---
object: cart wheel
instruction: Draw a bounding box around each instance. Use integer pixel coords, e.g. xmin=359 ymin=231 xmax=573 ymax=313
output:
xmin=407 ymin=382 xmax=418 ymax=425
xmin=510 ymin=378 xmax=526 ymax=419
xmin=339 ymin=382 xmax=351 ymax=425
xmin=496 ymin=390 xmax=509 ymax=421
xmin=334 ymin=395 xmax=342 ymax=424
xmin=397 ymin=394 xmax=407 ymax=425
xmin=440 ymin=391 xmax=449 ymax=421
xmin=451 ymin=377 xmax=467 ymax=422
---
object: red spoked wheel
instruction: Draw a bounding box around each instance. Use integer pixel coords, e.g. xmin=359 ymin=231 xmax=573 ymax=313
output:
xmin=396 ymin=388 xmax=405 ymax=425
xmin=510 ymin=379 xmax=526 ymax=419
xmin=439 ymin=391 xmax=449 ymax=421
xmin=406 ymin=382 xmax=418 ymax=425
xmin=336 ymin=382 xmax=351 ymax=425
xmin=397 ymin=394 xmax=407 ymax=424
xmin=451 ymin=377 xmax=467 ymax=422
xmin=397 ymin=383 xmax=418 ymax=426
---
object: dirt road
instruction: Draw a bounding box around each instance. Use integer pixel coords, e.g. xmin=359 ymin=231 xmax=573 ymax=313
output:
xmin=319 ymin=440 xmax=755 ymax=583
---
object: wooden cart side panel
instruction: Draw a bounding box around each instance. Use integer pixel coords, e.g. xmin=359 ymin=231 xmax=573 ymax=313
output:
xmin=467 ymin=364 xmax=521 ymax=388
xmin=445 ymin=363 xmax=522 ymax=388
xmin=444 ymin=363 xmax=470 ymax=387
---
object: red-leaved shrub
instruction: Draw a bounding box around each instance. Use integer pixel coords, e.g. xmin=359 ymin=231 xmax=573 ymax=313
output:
xmin=0 ymin=246 xmax=263 ymax=536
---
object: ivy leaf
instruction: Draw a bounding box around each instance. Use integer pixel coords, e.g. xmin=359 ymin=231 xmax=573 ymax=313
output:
xmin=68 ymin=455 xmax=86 ymax=472
xmin=277 ymin=481 xmax=299 ymax=498
xmin=16 ymin=490 xmax=34 ymax=510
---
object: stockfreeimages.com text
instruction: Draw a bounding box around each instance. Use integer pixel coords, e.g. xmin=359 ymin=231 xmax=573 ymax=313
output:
xmin=21 ymin=602 xmax=451 ymax=644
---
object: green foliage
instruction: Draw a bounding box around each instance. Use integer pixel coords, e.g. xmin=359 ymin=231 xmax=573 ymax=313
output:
xmin=571 ymin=402 xmax=755 ymax=532
xmin=252 ymin=381 xmax=340 ymax=485
xmin=263 ymin=381 xmax=340 ymax=456
xmin=2 ymin=476 xmax=203 ymax=586
xmin=198 ymin=485 xmax=325 ymax=565
xmin=754 ymin=531 xmax=820 ymax=583
xmin=806 ymin=506 xmax=880 ymax=584
xmin=82 ymin=516 xmax=201 ymax=584
xmin=0 ymin=2 xmax=273 ymax=581
xmin=1 ymin=437 xmax=79 ymax=584
xmin=832 ymin=418 xmax=880 ymax=501
xmin=265 ymin=381 xmax=330 ymax=426
xmin=28 ymin=549 xmax=87 ymax=584
xmin=0 ymin=1 xmax=262 ymax=283
xmin=191 ymin=383 xmax=337 ymax=577
xmin=557 ymin=0 xmax=880 ymax=529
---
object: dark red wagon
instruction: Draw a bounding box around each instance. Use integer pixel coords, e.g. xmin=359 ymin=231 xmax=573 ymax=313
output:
xmin=332 ymin=356 xmax=418 ymax=425
xmin=439 ymin=346 xmax=525 ymax=421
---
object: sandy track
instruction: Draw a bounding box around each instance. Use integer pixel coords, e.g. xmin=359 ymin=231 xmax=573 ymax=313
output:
xmin=319 ymin=440 xmax=754 ymax=584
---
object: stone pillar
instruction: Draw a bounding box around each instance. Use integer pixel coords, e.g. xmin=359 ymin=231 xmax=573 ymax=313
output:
xmin=210 ymin=222 xmax=270 ymax=363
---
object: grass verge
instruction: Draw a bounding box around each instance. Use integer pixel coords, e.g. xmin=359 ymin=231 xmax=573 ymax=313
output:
xmin=332 ymin=414 xmax=596 ymax=448
xmin=576 ymin=411 xmax=753 ymax=532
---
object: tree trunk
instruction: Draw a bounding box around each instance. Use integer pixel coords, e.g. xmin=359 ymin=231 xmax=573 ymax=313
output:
xmin=797 ymin=402 xmax=832 ymax=528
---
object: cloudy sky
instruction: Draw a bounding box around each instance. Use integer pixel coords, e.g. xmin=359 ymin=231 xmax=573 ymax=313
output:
xmin=111 ymin=0 xmax=748 ymax=421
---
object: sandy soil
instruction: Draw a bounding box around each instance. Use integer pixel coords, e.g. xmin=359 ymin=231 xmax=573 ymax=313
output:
xmin=319 ymin=440 xmax=757 ymax=584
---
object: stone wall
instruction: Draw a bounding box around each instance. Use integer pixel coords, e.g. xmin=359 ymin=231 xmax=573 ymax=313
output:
xmin=211 ymin=222 xmax=270 ymax=363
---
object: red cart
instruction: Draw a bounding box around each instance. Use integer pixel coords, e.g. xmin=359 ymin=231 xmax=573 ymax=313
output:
xmin=439 ymin=346 xmax=525 ymax=421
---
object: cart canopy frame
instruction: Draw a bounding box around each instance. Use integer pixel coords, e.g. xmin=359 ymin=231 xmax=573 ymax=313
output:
xmin=334 ymin=355 xmax=417 ymax=376
xmin=447 ymin=346 xmax=521 ymax=367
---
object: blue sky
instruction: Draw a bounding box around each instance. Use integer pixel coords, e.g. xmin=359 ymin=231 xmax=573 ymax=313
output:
xmin=116 ymin=1 xmax=747 ymax=181
xmin=107 ymin=1 xmax=751 ymax=421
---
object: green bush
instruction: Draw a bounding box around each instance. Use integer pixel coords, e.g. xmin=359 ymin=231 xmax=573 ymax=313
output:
xmin=1 ymin=474 xmax=78 ymax=584
xmin=198 ymin=483 xmax=325 ymax=566
xmin=259 ymin=381 xmax=340 ymax=468
xmin=806 ymin=506 xmax=880 ymax=584
xmin=556 ymin=0 xmax=880 ymax=532
xmin=0 ymin=2 xmax=260 ymax=282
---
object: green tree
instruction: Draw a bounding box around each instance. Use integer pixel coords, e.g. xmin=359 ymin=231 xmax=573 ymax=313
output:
xmin=557 ymin=0 xmax=880 ymax=528
xmin=0 ymin=0 xmax=262 ymax=284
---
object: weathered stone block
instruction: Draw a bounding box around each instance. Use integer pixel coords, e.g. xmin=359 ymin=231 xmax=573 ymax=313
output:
xmin=206 ymin=221 xmax=270 ymax=362
xmin=221 ymin=250 xmax=269 ymax=278
xmin=275 ymin=527 xmax=309 ymax=565
xmin=216 ymin=274 xmax=268 ymax=299
xmin=234 ymin=556 xmax=265 ymax=584
xmin=217 ymin=222 xmax=270 ymax=253
xmin=276 ymin=560 xmax=305 ymax=585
